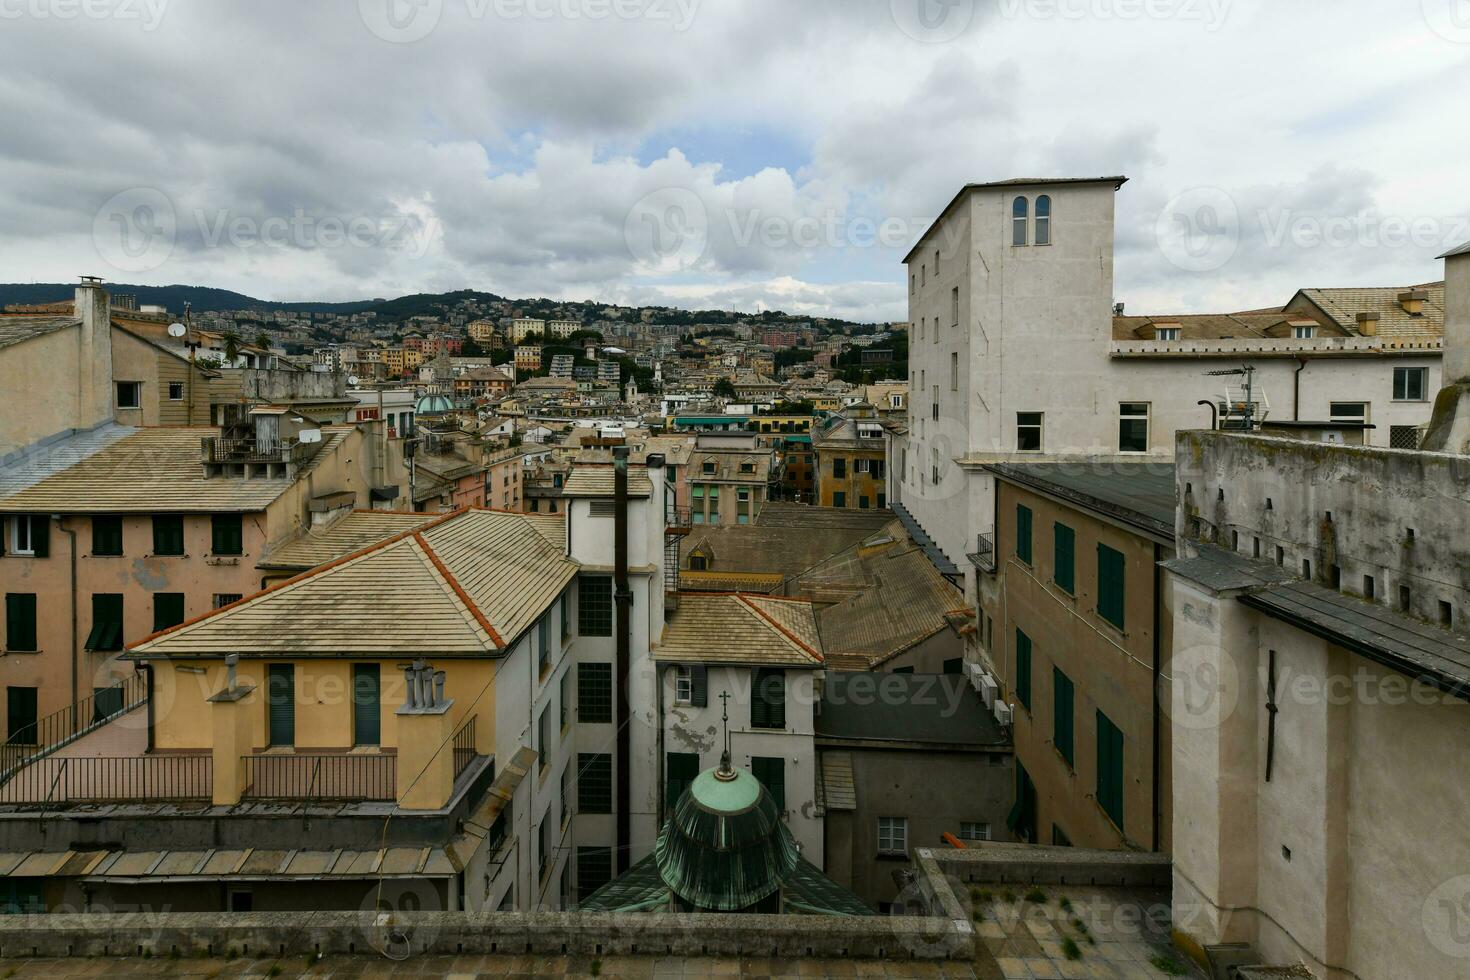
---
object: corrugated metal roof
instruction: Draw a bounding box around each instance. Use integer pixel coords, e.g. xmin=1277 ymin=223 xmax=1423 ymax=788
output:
xmin=656 ymin=594 xmax=823 ymax=666
xmin=130 ymin=509 xmax=577 ymax=657
xmin=74 ymin=845 xmax=454 ymax=881
xmin=0 ymin=426 xmax=355 ymax=514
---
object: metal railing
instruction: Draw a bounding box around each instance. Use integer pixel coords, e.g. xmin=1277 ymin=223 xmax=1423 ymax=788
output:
xmin=453 ymin=716 xmax=477 ymax=781
xmin=0 ymin=674 xmax=147 ymax=775
xmin=967 ymin=532 xmax=996 ymax=573
xmin=201 ymin=437 xmax=311 ymax=466
xmin=0 ymin=755 xmax=211 ymax=805
xmin=242 ymin=753 xmax=396 ymax=801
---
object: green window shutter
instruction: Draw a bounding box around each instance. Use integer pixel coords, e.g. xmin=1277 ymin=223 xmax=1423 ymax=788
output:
xmin=689 ymin=665 xmax=708 ymax=708
xmin=1098 ymin=544 xmax=1126 ymax=629
xmin=85 ymin=594 xmax=124 ymax=651
xmin=352 ymin=664 xmax=381 ymax=746
xmin=666 ymin=751 xmax=699 ymax=807
xmin=577 ymin=663 xmax=612 ymax=724
xmin=152 ymin=593 xmax=185 ymax=633
xmin=212 ymin=514 xmax=243 ymax=556
xmin=1015 ymin=630 xmax=1032 ymax=710
xmin=1053 ymin=523 xmax=1075 ymax=594
xmin=5 ymin=595 xmax=37 ymax=652
xmin=1097 ymin=710 xmax=1124 ymax=828
xmin=267 ymin=664 xmax=296 ymax=747
xmin=752 ymin=668 xmax=785 ymax=729
xmin=92 ymin=685 xmax=124 ymax=723
xmin=752 ymin=756 xmax=785 ymax=811
xmin=29 ymin=517 xmax=47 ymax=558
xmin=153 ymin=516 xmax=185 ymax=556
xmin=92 ymin=516 xmax=123 ymax=556
xmin=6 ymin=687 xmax=38 ymax=744
xmin=1053 ymin=668 xmax=1074 ymax=767
xmin=1016 ymin=505 xmax=1033 ymax=563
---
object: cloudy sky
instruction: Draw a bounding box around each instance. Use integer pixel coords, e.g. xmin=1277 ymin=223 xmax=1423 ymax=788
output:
xmin=1 ymin=0 xmax=1468 ymax=320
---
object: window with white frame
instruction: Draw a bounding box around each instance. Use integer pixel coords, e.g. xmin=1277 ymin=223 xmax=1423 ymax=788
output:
xmin=1034 ymin=194 xmax=1051 ymax=246
xmin=959 ymin=822 xmax=991 ymax=842
xmin=1017 ymin=412 xmax=1043 ymax=452
xmin=1330 ymin=402 xmax=1368 ymax=426
xmin=115 ymin=381 xmax=142 ymax=409
xmin=167 ymin=382 xmax=184 ymax=400
xmin=1012 ymin=197 xmax=1028 ymax=247
xmin=878 ymin=816 xmax=908 ymax=855
xmin=1119 ymin=402 xmax=1150 ymax=454
xmin=951 ymin=287 xmax=960 ymax=327
xmin=7 ymin=516 xmax=34 ymax=555
xmin=675 ymin=665 xmax=693 ymax=705
xmin=1293 ymin=325 xmax=1316 ymax=339
xmin=1156 ymin=327 xmax=1180 ymax=341
xmin=950 ymin=352 xmax=959 ymax=391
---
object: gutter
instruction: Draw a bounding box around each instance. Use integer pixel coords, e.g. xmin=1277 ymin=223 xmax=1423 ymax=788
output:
xmin=613 ymin=447 xmax=632 ymax=874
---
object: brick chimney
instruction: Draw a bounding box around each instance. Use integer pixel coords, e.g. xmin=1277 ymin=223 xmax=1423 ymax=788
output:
xmin=74 ymin=276 xmax=114 ymax=431
xmin=1420 ymin=246 xmax=1470 ymax=452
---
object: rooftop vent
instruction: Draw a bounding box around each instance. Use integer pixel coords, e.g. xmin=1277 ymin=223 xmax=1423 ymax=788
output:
xmin=1398 ymin=290 xmax=1429 ymax=316
xmin=1356 ymin=311 xmax=1380 ymax=336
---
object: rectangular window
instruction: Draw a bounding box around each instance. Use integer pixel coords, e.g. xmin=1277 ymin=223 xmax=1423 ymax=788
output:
xmin=167 ymin=381 xmax=184 ymax=400
xmin=560 ymin=593 xmax=571 ymax=639
xmin=1156 ymin=327 xmax=1180 ymax=341
xmin=115 ymin=381 xmax=141 ymax=409
xmin=959 ymin=822 xmax=991 ymax=842
xmin=1015 ymin=630 xmax=1032 ymax=710
xmin=577 ymin=753 xmax=613 ymax=813
xmin=578 ymin=663 xmax=612 ymax=724
xmin=833 ymin=491 xmax=846 ymax=508
xmin=538 ymin=615 xmax=551 ymax=672
xmin=561 ymin=764 xmax=572 ymax=826
xmin=353 ymin=664 xmax=381 ymax=746
xmin=92 ymin=516 xmax=123 ymax=556
xmin=1330 ymin=402 xmax=1367 ymax=426
xmin=877 ymin=816 xmax=908 ymax=855
xmin=1119 ymin=402 xmax=1150 ymax=454
xmin=577 ymin=847 xmax=613 ymax=903
xmin=666 ymin=751 xmax=699 ymax=809
xmin=751 ymin=668 xmax=786 ymax=730
xmin=6 ymin=687 xmax=37 ymax=744
xmin=538 ymin=818 xmax=550 ymax=880
xmin=267 ymin=664 xmax=295 ymax=747
xmin=1017 ymin=412 xmax=1043 ymax=452
xmin=538 ymin=706 xmax=552 ymax=771
xmin=833 ymin=458 xmax=847 ymax=478
xmin=152 ymin=516 xmax=185 ymax=556
xmin=1053 ymin=667 xmax=1075 ymax=768
xmin=1293 ymin=325 xmax=1316 ymax=339
xmin=4 ymin=595 xmax=37 ymax=652
xmin=85 ymin=594 xmax=123 ymax=651
xmin=1394 ymin=367 xmax=1428 ymax=401
xmin=751 ymin=756 xmax=785 ymax=811
xmin=211 ymin=514 xmax=243 ymax=556
xmin=1016 ymin=504 xmax=1033 ymax=564
xmin=1097 ymin=710 xmax=1125 ymax=828
xmin=950 ymin=351 xmax=959 ymax=391
xmin=152 ymin=593 xmax=185 ymax=633
xmin=1053 ymin=523 xmax=1075 ymax=594
xmin=213 ymin=593 xmax=242 ymax=609
xmin=951 ymin=287 xmax=960 ymax=326
xmin=578 ymin=577 xmax=613 ymax=636
xmin=559 ymin=669 xmax=571 ymax=729
xmin=1098 ymin=544 xmax=1126 ymax=629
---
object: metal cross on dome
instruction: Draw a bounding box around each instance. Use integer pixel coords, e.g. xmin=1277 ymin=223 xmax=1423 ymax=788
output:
xmin=716 ymin=689 xmax=735 ymax=780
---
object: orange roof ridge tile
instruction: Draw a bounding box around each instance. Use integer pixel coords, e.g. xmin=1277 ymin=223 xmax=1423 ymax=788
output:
xmin=737 ymin=594 xmax=823 ymax=663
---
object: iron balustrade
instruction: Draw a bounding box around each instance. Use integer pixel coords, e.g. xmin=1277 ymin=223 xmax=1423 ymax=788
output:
xmin=453 ymin=716 xmax=477 ymax=781
xmin=0 ymin=754 xmax=211 ymax=804
xmin=242 ymin=753 xmax=396 ymax=801
xmin=0 ymin=673 xmax=147 ymax=776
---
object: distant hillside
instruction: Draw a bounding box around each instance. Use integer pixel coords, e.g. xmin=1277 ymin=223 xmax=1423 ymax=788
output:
xmin=0 ymin=283 xmax=376 ymax=315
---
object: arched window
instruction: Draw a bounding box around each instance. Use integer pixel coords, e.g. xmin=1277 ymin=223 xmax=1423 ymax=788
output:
xmin=1035 ymin=195 xmax=1052 ymax=246
xmin=1012 ymin=197 xmax=1029 ymax=247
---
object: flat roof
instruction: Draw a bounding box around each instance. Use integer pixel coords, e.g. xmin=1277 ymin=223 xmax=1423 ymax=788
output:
xmin=983 ymin=462 xmax=1176 ymax=540
xmin=816 ymin=673 xmax=1009 ymax=747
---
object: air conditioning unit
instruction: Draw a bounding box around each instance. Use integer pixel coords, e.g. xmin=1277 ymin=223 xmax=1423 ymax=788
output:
xmin=994 ymin=701 xmax=1013 ymax=727
xmin=979 ymin=675 xmax=999 ymax=709
xmin=966 ymin=662 xmax=985 ymax=692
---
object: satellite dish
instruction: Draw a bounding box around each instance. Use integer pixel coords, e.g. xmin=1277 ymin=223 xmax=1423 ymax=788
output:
xmin=299 ymin=428 xmax=323 ymax=444
xmin=168 ymin=322 xmax=187 ymax=338
xmin=348 ymin=375 xmax=361 ymax=387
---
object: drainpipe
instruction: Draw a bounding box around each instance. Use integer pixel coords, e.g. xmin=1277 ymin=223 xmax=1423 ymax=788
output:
xmin=1293 ymin=357 xmax=1307 ymax=421
xmin=1151 ymin=542 xmax=1163 ymax=854
xmin=56 ymin=517 xmax=78 ymax=734
xmin=1196 ymin=400 xmax=1218 ymax=430
xmin=613 ymin=447 xmax=632 ymax=873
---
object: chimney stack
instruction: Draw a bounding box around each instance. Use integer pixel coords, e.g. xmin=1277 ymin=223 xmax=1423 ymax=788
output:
xmin=75 ymin=276 xmax=114 ymax=431
xmin=1420 ymin=245 xmax=1470 ymax=452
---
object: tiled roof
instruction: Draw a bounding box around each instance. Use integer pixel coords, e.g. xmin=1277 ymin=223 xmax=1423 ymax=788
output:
xmin=1111 ymin=311 xmax=1332 ymax=342
xmin=0 ymin=426 xmax=354 ymax=514
xmin=0 ymin=423 xmax=135 ymax=495
xmin=656 ymin=593 xmax=823 ymax=667
xmin=1291 ymin=282 xmax=1445 ymax=339
xmin=258 ymin=511 xmax=442 ymax=570
xmin=562 ymin=464 xmax=654 ymax=498
xmin=130 ymin=509 xmax=577 ymax=657
xmin=0 ymin=315 xmax=78 ymax=351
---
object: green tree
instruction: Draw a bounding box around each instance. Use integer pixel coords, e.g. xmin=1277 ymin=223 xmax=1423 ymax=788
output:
xmin=222 ymin=331 xmax=242 ymax=364
xmin=713 ymin=377 xmax=737 ymax=399
xmin=254 ymin=331 xmax=271 ymax=350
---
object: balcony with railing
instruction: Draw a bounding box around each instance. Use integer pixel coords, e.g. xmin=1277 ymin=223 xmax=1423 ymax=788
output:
xmin=967 ymin=532 xmax=996 ymax=573
xmin=0 ymin=673 xmax=147 ymax=777
xmin=0 ymin=754 xmax=211 ymax=805
xmin=241 ymin=753 xmax=397 ymax=802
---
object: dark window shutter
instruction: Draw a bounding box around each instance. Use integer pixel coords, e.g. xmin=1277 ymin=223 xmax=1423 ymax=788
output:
xmin=1016 ymin=505 xmax=1033 ymax=563
xmin=690 ymin=665 xmax=707 ymax=707
xmin=268 ymin=665 xmax=296 ymax=746
xmin=86 ymin=594 xmax=124 ymax=651
xmin=353 ymin=664 xmax=381 ymax=746
xmin=1053 ymin=668 xmax=1074 ymax=767
xmin=753 ymin=756 xmax=785 ymax=811
xmin=5 ymin=595 xmax=37 ymax=652
xmin=1015 ymin=630 xmax=1032 ymax=710
xmin=1053 ymin=523 xmax=1074 ymax=593
xmin=666 ymin=751 xmax=699 ymax=808
xmin=29 ymin=517 xmax=47 ymax=558
xmin=152 ymin=593 xmax=185 ymax=633
xmin=1098 ymin=544 xmax=1126 ymax=629
xmin=0 ymin=517 xmax=6 ymax=558
xmin=1097 ymin=710 xmax=1124 ymax=828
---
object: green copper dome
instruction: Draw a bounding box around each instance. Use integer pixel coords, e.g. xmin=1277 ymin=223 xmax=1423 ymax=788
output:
xmin=653 ymin=765 xmax=799 ymax=912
